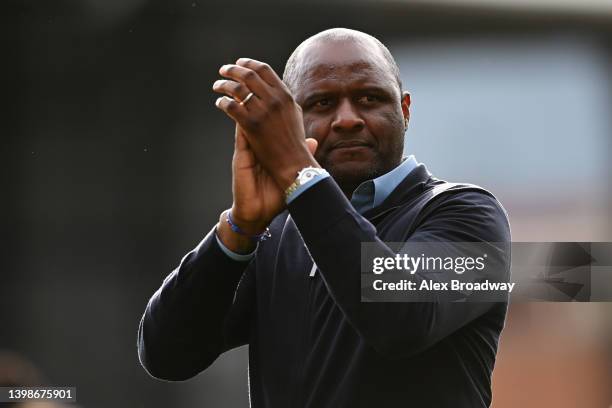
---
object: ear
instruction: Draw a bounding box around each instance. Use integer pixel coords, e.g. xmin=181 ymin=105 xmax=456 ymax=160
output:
xmin=401 ymin=92 xmax=411 ymax=126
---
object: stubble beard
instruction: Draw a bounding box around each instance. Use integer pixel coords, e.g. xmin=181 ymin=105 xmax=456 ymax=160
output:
xmin=318 ymin=155 xmax=388 ymax=197
xmin=316 ymin=129 xmax=405 ymax=196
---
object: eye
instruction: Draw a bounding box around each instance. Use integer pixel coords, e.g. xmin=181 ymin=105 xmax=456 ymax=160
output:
xmin=307 ymin=97 xmax=334 ymax=112
xmin=359 ymin=95 xmax=380 ymax=105
xmin=315 ymin=98 xmax=331 ymax=108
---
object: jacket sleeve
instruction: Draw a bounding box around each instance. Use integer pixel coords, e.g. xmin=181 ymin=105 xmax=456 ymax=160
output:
xmin=288 ymin=177 xmax=511 ymax=359
xmin=137 ymin=226 xmax=255 ymax=381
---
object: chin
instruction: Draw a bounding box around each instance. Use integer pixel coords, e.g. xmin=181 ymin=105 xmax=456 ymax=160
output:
xmin=326 ymin=160 xmax=381 ymax=186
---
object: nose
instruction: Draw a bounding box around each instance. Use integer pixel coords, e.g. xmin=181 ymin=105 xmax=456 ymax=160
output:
xmin=331 ymin=99 xmax=365 ymax=133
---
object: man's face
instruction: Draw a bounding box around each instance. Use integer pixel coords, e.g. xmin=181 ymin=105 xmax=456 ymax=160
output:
xmin=292 ymin=40 xmax=410 ymax=190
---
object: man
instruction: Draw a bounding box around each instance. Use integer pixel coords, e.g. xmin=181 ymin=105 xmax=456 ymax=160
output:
xmin=138 ymin=28 xmax=511 ymax=407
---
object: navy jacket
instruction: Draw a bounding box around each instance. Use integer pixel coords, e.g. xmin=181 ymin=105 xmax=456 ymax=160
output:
xmin=138 ymin=163 xmax=511 ymax=407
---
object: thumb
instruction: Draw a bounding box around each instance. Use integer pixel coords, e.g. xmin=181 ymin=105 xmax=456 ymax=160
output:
xmin=305 ymin=138 xmax=318 ymax=156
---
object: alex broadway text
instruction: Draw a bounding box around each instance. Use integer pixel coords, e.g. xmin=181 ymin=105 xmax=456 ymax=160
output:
xmin=372 ymin=279 xmax=516 ymax=293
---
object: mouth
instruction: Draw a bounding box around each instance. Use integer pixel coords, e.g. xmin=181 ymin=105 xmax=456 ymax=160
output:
xmin=330 ymin=140 xmax=373 ymax=150
xmin=325 ymin=140 xmax=375 ymax=163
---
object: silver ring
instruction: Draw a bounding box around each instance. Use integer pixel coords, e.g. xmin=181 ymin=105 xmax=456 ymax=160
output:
xmin=240 ymin=92 xmax=254 ymax=106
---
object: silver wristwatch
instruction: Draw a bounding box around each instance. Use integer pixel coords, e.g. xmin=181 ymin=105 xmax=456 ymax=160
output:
xmin=284 ymin=167 xmax=327 ymax=199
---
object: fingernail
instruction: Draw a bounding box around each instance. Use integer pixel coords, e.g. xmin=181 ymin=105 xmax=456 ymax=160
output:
xmin=215 ymin=97 xmax=222 ymax=107
xmin=212 ymin=79 xmax=223 ymax=88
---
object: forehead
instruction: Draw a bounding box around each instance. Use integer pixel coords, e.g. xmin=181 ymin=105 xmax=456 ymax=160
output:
xmin=293 ymin=40 xmax=398 ymax=98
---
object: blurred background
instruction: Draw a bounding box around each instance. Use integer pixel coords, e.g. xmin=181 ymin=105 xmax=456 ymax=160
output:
xmin=3 ymin=0 xmax=612 ymax=407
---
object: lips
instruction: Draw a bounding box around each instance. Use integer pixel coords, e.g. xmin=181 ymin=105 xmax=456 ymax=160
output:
xmin=331 ymin=140 xmax=373 ymax=150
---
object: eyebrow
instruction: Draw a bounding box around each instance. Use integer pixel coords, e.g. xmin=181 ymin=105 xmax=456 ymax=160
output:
xmin=300 ymin=85 xmax=394 ymax=105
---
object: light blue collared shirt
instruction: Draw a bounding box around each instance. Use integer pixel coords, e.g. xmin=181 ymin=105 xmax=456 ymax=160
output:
xmin=350 ymin=155 xmax=418 ymax=213
xmin=216 ymin=155 xmax=419 ymax=260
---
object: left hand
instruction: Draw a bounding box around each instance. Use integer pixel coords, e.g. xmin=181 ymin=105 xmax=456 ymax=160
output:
xmin=213 ymin=58 xmax=320 ymax=191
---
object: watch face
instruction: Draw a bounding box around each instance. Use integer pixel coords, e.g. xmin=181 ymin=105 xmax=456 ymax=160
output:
xmin=300 ymin=170 xmax=316 ymax=183
xmin=298 ymin=168 xmax=322 ymax=184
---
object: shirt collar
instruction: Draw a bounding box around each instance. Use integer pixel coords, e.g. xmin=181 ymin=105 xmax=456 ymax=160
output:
xmin=350 ymin=155 xmax=419 ymax=214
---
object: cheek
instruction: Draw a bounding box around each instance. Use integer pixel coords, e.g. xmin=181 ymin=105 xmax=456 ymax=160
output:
xmin=368 ymin=110 xmax=404 ymax=146
xmin=383 ymin=106 xmax=405 ymax=128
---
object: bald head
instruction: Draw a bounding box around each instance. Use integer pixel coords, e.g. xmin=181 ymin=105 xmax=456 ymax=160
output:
xmin=283 ymin=28 xmax=403 ymax=96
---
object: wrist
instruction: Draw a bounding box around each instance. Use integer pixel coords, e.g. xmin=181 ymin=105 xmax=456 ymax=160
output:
xmin=216 ymin=210 xmax=260 ymax=254
xmin=276 ymin=156 xmax=320 ymax=192
xmin=226 ymin=210 xmax=271 ymax=241
xmin=228 ymin=207 xmax=270 ymax=234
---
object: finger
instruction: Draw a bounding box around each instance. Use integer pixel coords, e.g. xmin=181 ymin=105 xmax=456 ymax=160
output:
xmin=235 ymin=58 xmax=284 ymax=89
xmin=219 ymin=64 xmax=273 ymax=100
xmin=215 ymin=96 xmax=248 ymax=124
xmin=305 ymin=138 xmax=318 ymax=156
xmin=216 ymin=96 xmax=263 ymax=131
xmin=213 ymin=79 xmax=252 ymax=102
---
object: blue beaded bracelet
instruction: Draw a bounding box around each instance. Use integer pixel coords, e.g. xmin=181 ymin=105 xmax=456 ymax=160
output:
xmin=226 ymin=211 xmax=272 ymax=242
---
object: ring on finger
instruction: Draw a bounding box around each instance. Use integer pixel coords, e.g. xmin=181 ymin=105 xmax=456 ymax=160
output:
xmin=240 ymin=92 xmax=255 ymax=106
